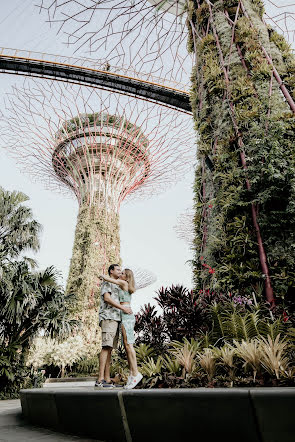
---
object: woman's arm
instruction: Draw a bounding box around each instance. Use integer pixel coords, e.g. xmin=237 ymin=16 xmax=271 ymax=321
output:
xmin=100 ymin=274 xmax=128 ymax=291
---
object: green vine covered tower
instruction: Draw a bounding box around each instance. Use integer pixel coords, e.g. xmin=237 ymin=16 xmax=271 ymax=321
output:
xmin=186 ymin=0 xmax=295 ymax=304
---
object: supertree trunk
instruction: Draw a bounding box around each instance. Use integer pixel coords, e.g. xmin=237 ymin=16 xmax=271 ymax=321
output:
xmin=187 ymin=0 xmax=295 ymax=303
xmin=66 ymin=204 xmax=120 ymax=351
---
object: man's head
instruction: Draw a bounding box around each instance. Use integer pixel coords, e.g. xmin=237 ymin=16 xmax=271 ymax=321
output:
xmin=108 ymin=264 xmax=121 ymax=279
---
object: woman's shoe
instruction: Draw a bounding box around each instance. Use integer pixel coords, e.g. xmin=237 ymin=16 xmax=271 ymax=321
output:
xmin=126 ymin=375 xmax=132 ymax=386
xmin=123 ymin=375 xmax=133 ymax=389
xmin=124 ymin=373 xmax=143 ymax=390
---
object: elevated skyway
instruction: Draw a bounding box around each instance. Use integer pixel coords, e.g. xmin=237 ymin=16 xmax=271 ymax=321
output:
xmin=0 ymin=48 xmax=191 ymax=113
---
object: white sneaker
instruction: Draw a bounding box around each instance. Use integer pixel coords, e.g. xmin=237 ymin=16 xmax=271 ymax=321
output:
xmin=126 ymin=375 xmax=132 ymax=386
xmin=124 ymin=373 xmax=143 ymax=390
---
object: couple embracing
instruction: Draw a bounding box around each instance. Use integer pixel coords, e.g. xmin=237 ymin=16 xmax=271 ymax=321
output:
xmin=95 ymin=263 xmax=143 ymax=390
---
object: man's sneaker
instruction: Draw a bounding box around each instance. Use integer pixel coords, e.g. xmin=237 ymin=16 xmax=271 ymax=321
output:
xmin=124 ymin=373 xmax=143 ymax=390
xmin=111 ymin=381 xmax=123 ymax=388
xmin=94 ymin=379 xmax=115 ymax=389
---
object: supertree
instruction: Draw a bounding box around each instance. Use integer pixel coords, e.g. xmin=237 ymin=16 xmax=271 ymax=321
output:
xmin=0 ymin=79 xmax=194 ymax=351
xmin=38 ymin=1 xmax=295 ymax=305
xmin=186 ymin=0 xmax=295 ymax=305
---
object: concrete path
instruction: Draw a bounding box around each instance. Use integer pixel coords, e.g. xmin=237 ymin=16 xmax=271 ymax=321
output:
xmin=0 ymin=399 xmax=103 ymax=441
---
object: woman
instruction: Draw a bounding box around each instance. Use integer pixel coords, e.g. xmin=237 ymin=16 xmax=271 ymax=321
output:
xmin=100 ymin=268 xmax=143 ymax=389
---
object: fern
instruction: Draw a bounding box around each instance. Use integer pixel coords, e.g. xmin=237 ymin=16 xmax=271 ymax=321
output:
xmin=259 ymin=320 xmax=285 ymax=341
xmin=210 ymin=302 xmax=226 ymax=338
xmin=169 ymin=337 xmax=201 ymax=353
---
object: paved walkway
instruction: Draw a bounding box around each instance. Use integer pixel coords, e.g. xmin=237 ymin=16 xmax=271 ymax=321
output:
xmin=0 ymin=399 xmax=103 ymax=441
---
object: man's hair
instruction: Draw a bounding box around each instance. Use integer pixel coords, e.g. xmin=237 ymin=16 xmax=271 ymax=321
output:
xmin=108 ymin=264 xmax=120 ymax=276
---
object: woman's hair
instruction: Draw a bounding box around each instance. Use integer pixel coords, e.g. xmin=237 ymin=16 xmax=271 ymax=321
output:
xmin=124 ymin=268 xmax=136 ymax=294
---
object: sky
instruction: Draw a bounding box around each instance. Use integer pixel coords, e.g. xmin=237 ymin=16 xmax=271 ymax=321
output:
xmin=0 ymin=0 xmax=293 ymax=313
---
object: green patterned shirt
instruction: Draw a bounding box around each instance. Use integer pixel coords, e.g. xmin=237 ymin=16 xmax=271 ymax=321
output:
xmin=99 ymin=281 xmax=121 ymax=324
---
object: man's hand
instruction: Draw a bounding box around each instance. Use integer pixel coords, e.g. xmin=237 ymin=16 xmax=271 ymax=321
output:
xmin=121 ymin=305 xmax=133 ymax=315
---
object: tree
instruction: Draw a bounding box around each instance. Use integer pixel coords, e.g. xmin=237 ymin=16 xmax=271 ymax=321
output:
xmin=0 ymin=188 xmax=77 ymax=395
xmin=0 ymin=187 xmax=40 ymax=261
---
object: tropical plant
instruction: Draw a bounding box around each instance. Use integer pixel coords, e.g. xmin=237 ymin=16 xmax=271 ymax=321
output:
xmin=197 ymin=348 xmax=217 ymax=382
xmin=140 ymin=357 xmax=164 ymax=388
xmin=135 ymin=343 xmax=156 ymax=364
xmin=27 ymin=336 xmax=87 ymax=378
xmin=259 ymin=335 xmax=289 ymax=379
xmin=134 ymin=286 xmax=224 ymax=350
xmin=0 ymin=188 xmax=78 ymax=395
xmin=169 ymin=337 xmax=201 ymax=354
xmin=0 ymin=187 xmax=40 ymax=261
xmin=134 ymin=303 xmax=166 ymax=352
xmin=233 ymin=339 xmax=262 ymax=382
xmin=162 ymin=354 xmax=182 ymax=376
xmin=155 ymin=285 xmax=206 ymax=340
xmin=210 ymin=301 xmax=287 ymax=343
xmin=169 ymin=342 xmax=197 ymax=377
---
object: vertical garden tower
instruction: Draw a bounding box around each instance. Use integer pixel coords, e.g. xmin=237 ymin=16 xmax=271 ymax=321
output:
xmin=186 ymin=0 xmax=295 ymax=304
xmin=52 ymin=111 xmax=151 ymax=343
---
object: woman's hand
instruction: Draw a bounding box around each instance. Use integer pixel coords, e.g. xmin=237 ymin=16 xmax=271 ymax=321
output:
xmin=99 ymin=274 xmax=106 ymax=280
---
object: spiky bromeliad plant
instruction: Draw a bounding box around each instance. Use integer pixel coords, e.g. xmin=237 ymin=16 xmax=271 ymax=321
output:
xmin=187 ymin=0 xmax=295 ymax=305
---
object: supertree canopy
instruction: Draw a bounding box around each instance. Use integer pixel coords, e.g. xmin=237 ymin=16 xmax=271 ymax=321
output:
xmin=37 ymin=0 xmax=192 ymax=86
xmin=1 ymin=79 xmax=194 ymax=350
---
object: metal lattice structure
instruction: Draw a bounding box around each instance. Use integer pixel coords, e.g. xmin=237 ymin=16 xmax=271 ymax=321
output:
xmin=263 ymin=2 xmax=295 ymax=43
xmin=38 ymin=1 xmax=295 ymax=84
xmin=126 ymin=267 xmax=157 ymax=290
xmin=174 ymin=208 xmax=194 ymax=247
xmin=37 ymin=0 xmax=192 ymax=85
xmin=0 ymin=78 xmax=195 ymax=351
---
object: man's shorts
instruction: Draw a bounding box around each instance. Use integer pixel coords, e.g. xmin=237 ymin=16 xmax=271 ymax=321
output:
xmin=100 ymin=319 xmax=120 ymax=348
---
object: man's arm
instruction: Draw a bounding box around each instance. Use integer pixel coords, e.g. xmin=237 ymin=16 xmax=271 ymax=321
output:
xmin=104 ymin=292 xmax=132 ymax=314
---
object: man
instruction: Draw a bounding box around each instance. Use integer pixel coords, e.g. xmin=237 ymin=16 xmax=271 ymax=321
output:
xmin=95 ymin=263 xmax=132 ymax=388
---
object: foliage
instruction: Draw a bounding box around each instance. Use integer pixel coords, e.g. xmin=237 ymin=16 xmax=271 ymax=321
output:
xmin=0 ymin=188 xmax=77 ymax=396
xmin=130 ymin=284 xmax=295 ymax=388
xmin=26 ymin=336 xmax=87 ymax=378
xmin=134 ymin=285 xmax=230 ymax=352
xmin=134 ymin=303 xmax=166 ymax=352
xmin=0 ymin=187 xmax=41 ymax=261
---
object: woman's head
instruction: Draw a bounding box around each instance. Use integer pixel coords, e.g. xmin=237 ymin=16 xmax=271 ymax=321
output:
xmin=122 ymin=268 xmax=136 ymax=294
